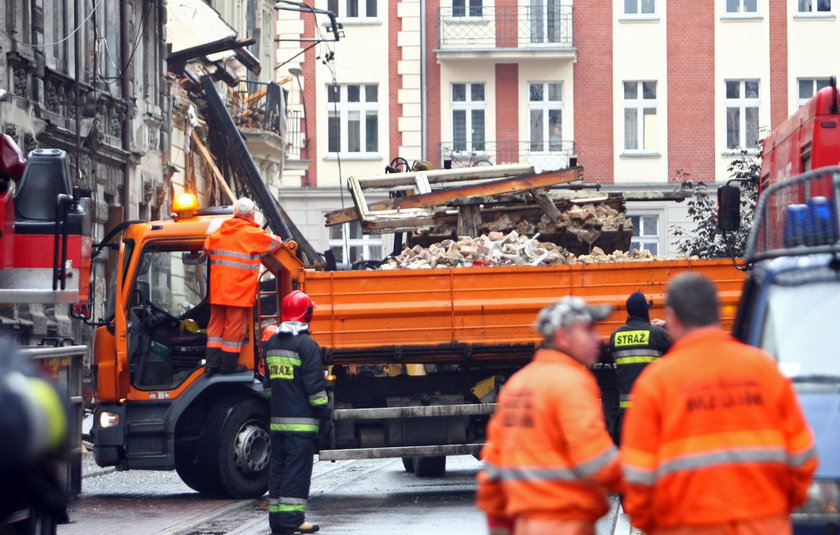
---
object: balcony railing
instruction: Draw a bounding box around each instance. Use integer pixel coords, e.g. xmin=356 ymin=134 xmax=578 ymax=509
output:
xmin=438 ymin=4 xmax=573 ymax=50
xmin=439 ymin=140 xmax=577 ymax=171
xmin=286 ymin=109 xmax=306 ymax=158
xmin=225 ymin=81 xmax=286 ymax=137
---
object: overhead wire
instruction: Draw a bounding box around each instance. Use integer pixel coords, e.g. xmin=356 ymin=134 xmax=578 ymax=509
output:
xmin=0 ymin=0 xmax=103 ymax=48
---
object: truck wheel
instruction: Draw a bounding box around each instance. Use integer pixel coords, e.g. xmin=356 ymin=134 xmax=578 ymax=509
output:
xmin=175 ymin=441 xmax=219 ymax=495
xmin=401 ymin=457 xmax=415 ymax=472
xmin=201 ymin=397 xmax=271 ymax=498
xmin=413 ymin=456 xmax=446 ymax=478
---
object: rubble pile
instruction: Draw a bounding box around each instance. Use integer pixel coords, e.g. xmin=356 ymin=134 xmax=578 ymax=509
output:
xmin=379 ymin=231 xmax=697 ymax=270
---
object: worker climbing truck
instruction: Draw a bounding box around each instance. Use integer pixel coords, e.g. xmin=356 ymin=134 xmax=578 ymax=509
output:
xmin=89 ymin=76 xmax=745 ymax=498
xmin=718 ymin=78 xmax=840 ymax=533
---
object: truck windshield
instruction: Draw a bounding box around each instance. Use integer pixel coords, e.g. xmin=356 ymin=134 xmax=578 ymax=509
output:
xmin=762 ymin=279 xmax=840 ymax=382
xmin=135 ymin=246 xmax=207 ymax=318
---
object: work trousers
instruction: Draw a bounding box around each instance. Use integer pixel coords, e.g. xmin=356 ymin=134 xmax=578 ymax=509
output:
xmin=206 ymin=304 xmax=249 ymax=372
xmin=514 ymin=517 xmax=595 ymax=535
xmin=268 ymin=432 xmax=316 ymax=533
xmin=650 ymin=514 xmax=791 ymax=535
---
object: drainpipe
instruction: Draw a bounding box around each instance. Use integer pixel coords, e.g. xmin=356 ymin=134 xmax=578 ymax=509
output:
xmin=420 ymin=0 xmax=427 ymax=160
xmin=121 ymin=0 xmax=132 ymax=221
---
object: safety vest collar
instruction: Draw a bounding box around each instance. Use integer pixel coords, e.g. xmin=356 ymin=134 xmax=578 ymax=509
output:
xmin=668 ymin=328 xmax=732 ymax=357
xmin=533 ymin=348 xmax=587 ymax=371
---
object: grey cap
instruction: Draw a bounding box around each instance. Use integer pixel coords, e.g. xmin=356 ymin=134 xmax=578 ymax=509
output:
xmin=534 ymin=296 xmax=612 ymax=339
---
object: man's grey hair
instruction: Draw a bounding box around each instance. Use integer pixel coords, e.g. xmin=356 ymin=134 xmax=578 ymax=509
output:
xmin=665 ymin=272 xmax=720 ymax=327
xmin=233 ymin=197 xmax=256 ymax=219
xmin=533 ymin=296 xmax=611 ymax=342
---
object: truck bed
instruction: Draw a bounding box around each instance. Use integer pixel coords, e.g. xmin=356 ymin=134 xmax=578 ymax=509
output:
xmin=302 ymin=258 xmax=744 ymax=364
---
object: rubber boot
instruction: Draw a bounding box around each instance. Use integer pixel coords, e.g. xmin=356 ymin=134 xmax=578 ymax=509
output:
xmin=204 ymin=348 xmax=221 ymax=376
xmin=219 ymin=350 xmax=246 ymax=374
xmin=295 ymin=522 xmax=319 ymax=534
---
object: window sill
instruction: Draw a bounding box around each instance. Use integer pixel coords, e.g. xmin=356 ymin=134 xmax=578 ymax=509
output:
xmin=793 ymin=12 xmax=836 ymax=20
xmin=324 ymin=153 xmax=382 ymax=161
xmin=333 ymin=18 xmax=382 ymax=26
xmin=620 ymin=151 xmax=661 ymax=158
xmin=722 ymin=149 xmax=760 ymax=157
xmin=720 ymin=13 xmax=763 ymax=21
xmin=618 ymin=15 xmax=660 ymax=23
xmin=443 ymin=17 xmax=491 ymax=24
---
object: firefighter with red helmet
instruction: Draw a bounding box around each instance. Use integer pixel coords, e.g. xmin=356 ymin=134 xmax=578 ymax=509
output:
xmin=264 ymin=290 xmax=330 ymax=535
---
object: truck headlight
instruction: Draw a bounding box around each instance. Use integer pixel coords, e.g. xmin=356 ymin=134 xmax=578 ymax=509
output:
xmin=98 ymin=411 xmax=120 ymax=428
xmin=796 ymin=480 xmax=840 ymax=516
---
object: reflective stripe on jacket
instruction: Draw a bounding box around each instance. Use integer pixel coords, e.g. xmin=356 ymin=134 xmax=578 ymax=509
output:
xmin=203 ymin=216 xmax=282 ymax=306
xmin=608 ymin=318 xmax=671 ymax=407
xmin=621 ymin=328 xmax=817 ymax=532
xmin=263 ymin=325 xmax=330 ymax=435
xmin=476 ymin=349 xmax=622 ymax=523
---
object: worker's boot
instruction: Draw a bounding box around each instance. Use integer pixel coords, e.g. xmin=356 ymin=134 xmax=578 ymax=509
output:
xmin=204 ymin=348 xmax=221 ymax=376
xmin=294 ymin=522 xmax=319 ymax=534
xmin=219 ymin=350 xmax=247 ymax=374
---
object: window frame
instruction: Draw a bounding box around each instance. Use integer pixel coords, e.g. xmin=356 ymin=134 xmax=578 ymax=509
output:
xmin=328 ymin=0 xmax=378 ymax=19
xmin=326 ymin=83 xmax=379 ymax=157
xmin=451 ymin=82 xmax=487 ymax=153
xmin=452 ymin=0 xmax=484 ymax=18
xmin=528 ymin=82 xmax=563 ymax=153
xmin=327 ymin=221 xmax=384 ymax=269
xmin=797 ymin=77 xmax=832 ymax=106
xmin=725 ymin=79 xmax=761 ymax=151
xmin=797 ymin=0 xmax=831 ymax=13
xmin=629 ymin=214 xmax=660 ymax=255
xmin=725 ymin=0 xmax=758 ymax=14
xmin=622 ymin=80 xmax=659 ymax=154
xmin=623 ymin=0 xmax=656 ymax=16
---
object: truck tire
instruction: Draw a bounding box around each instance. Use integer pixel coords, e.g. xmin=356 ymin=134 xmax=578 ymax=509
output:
xmin=175 ymin=441 xmax=219 ymax=495
xmin=401 ymin=457 xmax=415 ymax=473
xmin=199 ymin=397 xmax=271 ymax=498
xmin=413 ymin=455 xmax=446 ymax=478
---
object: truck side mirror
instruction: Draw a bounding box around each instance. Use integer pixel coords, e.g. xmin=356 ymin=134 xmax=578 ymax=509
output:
xmin=718 ymin=185 xmax=741 ymax=231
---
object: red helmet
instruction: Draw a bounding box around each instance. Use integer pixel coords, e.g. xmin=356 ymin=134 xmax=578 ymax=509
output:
xmin=281 ymin=290 xmax=315 ymax=322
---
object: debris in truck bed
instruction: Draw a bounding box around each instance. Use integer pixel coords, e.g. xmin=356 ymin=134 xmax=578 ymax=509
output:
xmin=377 ymin=231 xmax=697 ymax=269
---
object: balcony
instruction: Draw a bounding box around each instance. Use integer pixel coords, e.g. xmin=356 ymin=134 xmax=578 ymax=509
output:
xmin=225 ymin=82 xmax=287 ymax=186
xmin=439 ymin=140 xmax=577 ymax=171
xmin=437 ymin=4 xmax=575 ymax=61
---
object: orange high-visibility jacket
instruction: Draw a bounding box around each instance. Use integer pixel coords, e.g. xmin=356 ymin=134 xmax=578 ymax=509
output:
xmin=203 ymin=216 xmax=282 ymax=306
xmin=621 ymin=328 xmax=817 ymax=532
xmin=477 ymin=349 xmax=622 ymax=523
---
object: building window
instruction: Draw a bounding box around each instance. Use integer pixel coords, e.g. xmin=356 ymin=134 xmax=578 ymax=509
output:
xmin=726 ymin=79 xmax=760 ymax=150
xmin=452 ymin=83 xmax=486 ymax=152
xmin=528 ymin=82 xmax=563 ymax=152
xmin=726 ymin=0 xmax=758 ymax=12
xmin=798 ymin=0 xmax=831 ymax=12
xmin=629 ymin=215 xmax=659 ymax=255
xmin=624 ymin=0 xmax=655 ymax=15
xmin=327 ymin=84 xmax=379 ymax=155
xmin=328 ymin=221 xmax=383 ymax=269
xmin=328 ymin=0 xmax=377 ymax=18
xmin=798 ymin=78 xmax=831 ymax=106
xmin=623 ymin=81 xmax=658 ymax=152
xmin=530 ymin=0 xmax=563 ymax=43
xmin=453 ymin=0 xmax=483 ymax=17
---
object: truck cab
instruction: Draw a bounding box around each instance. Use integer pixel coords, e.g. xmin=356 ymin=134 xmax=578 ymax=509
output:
xmin=723 ymin=166 xmax=840 ymax=532
xmin=91 ymin=201 xmax=302 ymax=498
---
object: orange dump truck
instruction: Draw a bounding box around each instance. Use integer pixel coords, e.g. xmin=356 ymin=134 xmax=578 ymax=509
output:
xmin=88 ymin=208 xmax=744 ymax=497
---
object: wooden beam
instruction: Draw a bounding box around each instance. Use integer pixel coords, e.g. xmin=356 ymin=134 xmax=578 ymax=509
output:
xmin=531 ymin=190 xmax=563 ymax=222
xmin=191 ymin=130 xmax=236 ymax=203
xmin=325 ymin=167 xmax=582 ymax=226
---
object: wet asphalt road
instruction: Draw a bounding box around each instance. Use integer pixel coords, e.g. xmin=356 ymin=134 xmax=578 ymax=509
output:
xmin=61 ymin=453 xmax=628 ymax=535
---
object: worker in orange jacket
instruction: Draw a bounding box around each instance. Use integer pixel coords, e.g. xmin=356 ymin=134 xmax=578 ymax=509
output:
xmin=621 ymin=273 xmax=817 ymax=534
xmin=203 ymin=197 xmax=282 ymax=375
xmin=477 ymin=296 xmax=623 ymax=535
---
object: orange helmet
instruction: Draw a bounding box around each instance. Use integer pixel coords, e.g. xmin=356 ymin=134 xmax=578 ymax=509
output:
xmin=261 ymin=324 xmax=279 ymax=343
xmin=281 ymin=290 xmax=315 ymax=323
